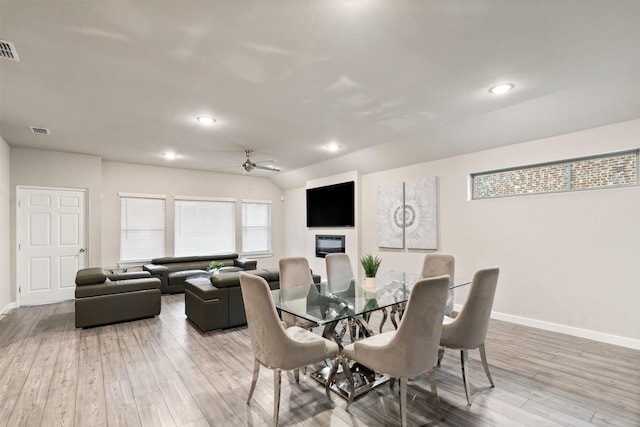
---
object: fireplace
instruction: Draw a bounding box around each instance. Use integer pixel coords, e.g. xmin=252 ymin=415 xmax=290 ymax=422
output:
xmin=315 ymin=235 xmax=346 ymax=258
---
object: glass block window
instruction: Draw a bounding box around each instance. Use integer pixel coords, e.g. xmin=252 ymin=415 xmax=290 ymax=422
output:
xmin=472 ymin=150 xmax=638 ymax=199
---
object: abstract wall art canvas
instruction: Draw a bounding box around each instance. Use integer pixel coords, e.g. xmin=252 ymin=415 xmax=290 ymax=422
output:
xmin=404 ymin=177 xmax=438 ymax=249
xmin=377 ymin=181 xmax=404 ymax=248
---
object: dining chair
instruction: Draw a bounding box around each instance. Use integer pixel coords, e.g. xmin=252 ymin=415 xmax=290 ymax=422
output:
xmin=240 ymin=272 xmax=340 ymax=427
xmin=422 ymin=253 xmax=455 ymax=316
xmin=279 ymin=257 xmax=319 ymax=330
xmin=325 ymin=253 xmax=354 ymax=293
xmin=438 ymin=267 xmax=500 ymax=405
xmin=385 ymin=253 xmax=456 ymax=331
xmin=343 ymin=275 xmax=450 ymax=426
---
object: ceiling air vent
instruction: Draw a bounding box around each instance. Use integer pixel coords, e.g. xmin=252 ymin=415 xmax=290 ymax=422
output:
xmin=0 ymin=40 xmax=20 ymax=62
xmin=30 ymin=126 xmax=50 ymax=135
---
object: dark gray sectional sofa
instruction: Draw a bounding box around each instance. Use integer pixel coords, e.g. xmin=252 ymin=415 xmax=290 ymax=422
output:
xmin=75 ymin=267 xmax=161 ymax=328
xmin=185 ymin=269 xmax=321 ymax=332
xmin=143 ymin=253 xmax=257 ymax=294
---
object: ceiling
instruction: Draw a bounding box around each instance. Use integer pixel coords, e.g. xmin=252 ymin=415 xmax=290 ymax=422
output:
xmin=1 ymin=1 xmax=639 ymax=189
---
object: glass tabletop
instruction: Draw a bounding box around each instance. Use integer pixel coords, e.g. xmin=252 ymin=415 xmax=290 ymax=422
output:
xmin=271 ymin=271 xmax=469 ymax=326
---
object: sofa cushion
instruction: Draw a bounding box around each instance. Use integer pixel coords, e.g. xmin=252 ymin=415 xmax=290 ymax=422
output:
xmin=76 ymin=267 xmax=108 ymax=286
xmin=75 ymin=278 xmax=161 ymax=298
xmin=219 ymin=266 xmax=243 ymax=274
xmin=169 ymin=269 xmax=208 ymax=285
xmin=107 ymin=271 xmax=152 ymax=281
xmin=198 ymin=254 xmax=239 ymax=262
xmin=151 ymin=256 xmax=200 ymax=264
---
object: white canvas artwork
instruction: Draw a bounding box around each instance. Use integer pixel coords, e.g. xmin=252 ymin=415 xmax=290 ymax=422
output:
xmin=377 ymin=181 xmax=404 ymax=248
xmin=404 ymin=177 xmax=438 ymax=249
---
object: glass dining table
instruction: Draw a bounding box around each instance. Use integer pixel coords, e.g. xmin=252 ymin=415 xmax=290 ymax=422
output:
xmin=270 ymin=271 xmax=470 ymax=400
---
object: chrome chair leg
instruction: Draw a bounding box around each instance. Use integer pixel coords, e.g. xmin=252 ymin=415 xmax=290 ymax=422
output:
xmin=400 ymin=377 xmax=408 ymax=427
xmin=379 ymin=307 xmax=388 ymax=333
xmin=273 ymin=368 xmax=281 ymax=427
xmin=479 ymin=343 xmax=494 ymax=387
xmin=460 ymin=349 xmax=472 ymax=405
xmin=247 ymin=358 xmax=260 ymax=404
xmin=437 ymin=347 xmax=445 ymax=366
xmin=294 ymin=368 xmax=300 ymax=383
xmin=428 ymin=367 xmax=444 ymax=420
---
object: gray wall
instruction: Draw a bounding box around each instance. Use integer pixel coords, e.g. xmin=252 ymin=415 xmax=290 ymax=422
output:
xmin=0 ymin=137 xmax=10 ymax=313
xmin=285 ymin=119 xmax=640 ymax=346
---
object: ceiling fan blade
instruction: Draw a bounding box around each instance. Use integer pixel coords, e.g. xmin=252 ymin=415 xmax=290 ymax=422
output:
xmin=255 ymin=164 xmax=281 ymax=172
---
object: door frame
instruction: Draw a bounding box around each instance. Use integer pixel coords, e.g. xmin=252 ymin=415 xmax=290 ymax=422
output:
xmin=16 ymin=185 xmax=89 ymax=306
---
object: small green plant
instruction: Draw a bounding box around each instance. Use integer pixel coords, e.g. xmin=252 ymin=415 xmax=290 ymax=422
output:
xmin=360 ymin=253 xmax=382 ymax=278
xmin=208 ymin=261 xmax=225 ymax=271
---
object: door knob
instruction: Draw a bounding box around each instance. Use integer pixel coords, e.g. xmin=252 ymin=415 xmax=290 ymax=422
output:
xmin=79 ymin=248 xmax=86 ymax=253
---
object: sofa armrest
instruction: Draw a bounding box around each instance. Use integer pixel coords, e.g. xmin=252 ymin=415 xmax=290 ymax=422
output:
xmin=235 ymin=257 xmax=257 ymax=271
xmin=143 ymin=263 xmax=168 ymax=275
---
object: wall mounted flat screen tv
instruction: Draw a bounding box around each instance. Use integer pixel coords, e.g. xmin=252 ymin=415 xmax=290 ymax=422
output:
xmin=306 ymin=181 xmax=355 ymax=228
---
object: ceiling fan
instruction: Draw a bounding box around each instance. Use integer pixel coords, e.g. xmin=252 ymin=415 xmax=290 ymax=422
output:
xmin=241 ymin=149 xmax=280 ymax=173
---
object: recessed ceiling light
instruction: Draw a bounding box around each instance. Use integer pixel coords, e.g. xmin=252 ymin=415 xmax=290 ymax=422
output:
xmin=489 ymin=83 xmax=514 ymax=95
xmin=163 ymin=152 xmax=178 ymax=160
xmin=196 ymin=116 xmax=216 ymax=125
xmin=326 ymin=142 xmax=341 ymax=152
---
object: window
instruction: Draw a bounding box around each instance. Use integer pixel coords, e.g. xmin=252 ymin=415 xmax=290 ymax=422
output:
xmin=120 ymin=194 xmax=166 ymax=262
xmin=472 ymin=150 xmax=638 ymax=199
xmin=175 ymin=197 xmax=235 ymax=256
xmin=242 ymin=200 xmax=272 ymax=254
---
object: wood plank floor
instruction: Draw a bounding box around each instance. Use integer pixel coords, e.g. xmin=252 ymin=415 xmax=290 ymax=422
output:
xmin=1 ymin=295 xmax=638 ymax=426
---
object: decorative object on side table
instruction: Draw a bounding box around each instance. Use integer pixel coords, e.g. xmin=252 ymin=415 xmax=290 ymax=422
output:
xmin=360 ymin=253 xmax=382 ymax=289
xmin=208 ymin=260 xmax=225 ymax=274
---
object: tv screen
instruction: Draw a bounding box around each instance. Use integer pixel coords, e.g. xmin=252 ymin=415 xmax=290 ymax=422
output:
xmin=306 ymin=181 xmax=355 ymax=228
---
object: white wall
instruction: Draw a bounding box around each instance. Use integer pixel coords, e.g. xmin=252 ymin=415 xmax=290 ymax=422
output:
xmin=101 ymin=161 xmax=285 ymax=270
xmin=0 ymin=137 xmax=12 ymax=313
xmin=285 ymin=119 xmax=640 ymax=347
xmin=289 ymin=171 xmax=360 ymax=279
xmin=10 ymin=147 xmax=103 ymax=303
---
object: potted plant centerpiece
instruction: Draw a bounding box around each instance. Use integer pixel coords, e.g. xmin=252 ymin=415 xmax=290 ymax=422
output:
xmin=360 ymin=253 xmax=382 ymax=289
xmin=208 ymin=260 xmax=225 ymax=274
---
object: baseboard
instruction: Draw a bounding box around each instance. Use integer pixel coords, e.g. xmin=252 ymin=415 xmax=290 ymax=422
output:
xmin=1 ymin=302 xmax=18 ymax=316
xmin=453 ymin=304 xmax=640 ymax=350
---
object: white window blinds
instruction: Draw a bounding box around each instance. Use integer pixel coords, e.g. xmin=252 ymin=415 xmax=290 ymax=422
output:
xmin=120 ymin=195 xmax=166 ymax=262
xmin=242 ymin=201 xmax=271 ymax=254
xmin=175 ymin=198 xmax=236 ymax=256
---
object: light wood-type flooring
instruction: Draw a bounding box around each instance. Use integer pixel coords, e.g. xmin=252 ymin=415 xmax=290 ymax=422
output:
xmin=1 ymin=295 xmax=638 ymax=426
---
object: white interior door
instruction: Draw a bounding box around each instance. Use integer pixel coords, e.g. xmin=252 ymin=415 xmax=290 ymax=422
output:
xmin=18 ymin=187 xmax=87 ymax=305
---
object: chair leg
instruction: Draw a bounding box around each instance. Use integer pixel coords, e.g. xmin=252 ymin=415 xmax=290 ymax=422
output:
xmin=479 ymin=343 xmax=495 ymax=387
xmin=460 ymin=349 xmax=472 ymax=405
xmin=428 ymin=367 xmax=444 ymax=421
xmin=294 ymin=368 xmax=300 ymax=383
xmin=437 ymin=347 xmax=445 ymax=366
xmin=247 ymin=358 xmax=260 ymax=404
xmin=273 ymin=368 xmax=281 ymax=427
xmin=399 ymin=377 xmax=408 ymax=427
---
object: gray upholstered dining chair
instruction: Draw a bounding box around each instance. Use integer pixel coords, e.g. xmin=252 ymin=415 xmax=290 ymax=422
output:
xmin=343 ymin=275 xmax=450 ymax=426
xmin=438 ymin=267 xmax=500 ymax=405
xmin=279 ymin=257 xmax=319 ymax=330
xmin=325 ymin=253 xmax=354 ymax=293
xmin=239 ymin=272 xmax=340 ymax=427
xmin=422 ymin=253 xmax=455 ymax=316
